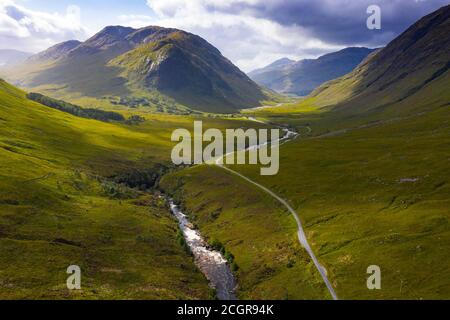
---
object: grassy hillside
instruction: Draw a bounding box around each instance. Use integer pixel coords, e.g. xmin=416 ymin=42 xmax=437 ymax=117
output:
xmin=1 ymin=5 xmax=448 ymax=301
xmin=1 ymin=79 xmax=257 ymax=299
xmin=234 ymin=106 xmax=450 ymax=299
xmin=162 ymin=101 xmax=450 ymax=300
xmin=160 ymin=166 xmax=332 ymax=300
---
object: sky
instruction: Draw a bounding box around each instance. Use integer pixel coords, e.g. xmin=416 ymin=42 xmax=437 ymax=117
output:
xmin=0 ymin=0 xmax=448 ymax=72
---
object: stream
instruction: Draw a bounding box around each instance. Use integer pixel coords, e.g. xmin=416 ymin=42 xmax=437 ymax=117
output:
xmin=168 ymin=199 xmax=238 ymax=300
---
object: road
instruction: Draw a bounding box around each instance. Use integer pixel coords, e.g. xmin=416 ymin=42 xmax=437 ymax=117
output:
xmin=213 ymin=117 xmax=339 ymax=300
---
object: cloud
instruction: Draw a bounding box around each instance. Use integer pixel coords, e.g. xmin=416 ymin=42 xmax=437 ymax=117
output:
xmin=118 ymin=14 xmax=154 ymax=29
xmin=1 ymin=0 xmax=446 ymax=71
xmin=123 ymin=0 xmax=447 ymax=72
xmin=209 ymin=0 xmax=450 ymax=46
xmin=118 ymin=0 xmax=343 ymax=72
xmin=0 ymin=0 xmax=88 ymax=53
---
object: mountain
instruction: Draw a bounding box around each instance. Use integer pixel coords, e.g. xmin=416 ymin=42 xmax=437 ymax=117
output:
xmin=3 ymin=26 xmax=267 ymax=113
xmin=27 ymin=40 xmax=82 ymax=62
xmin=308 ymin=4 xmax=450 ymax=117
xmin=0 ymin=49 xmax=32 ymax=67
xmin=248 ymin=48 xmax=375 ymax=96
xmin=253 ymin=57 xmax=295 ymax=73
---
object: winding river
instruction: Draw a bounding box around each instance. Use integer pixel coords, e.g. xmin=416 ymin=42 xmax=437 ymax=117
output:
xmin=168 ymin=199 xmax=237 ymax=300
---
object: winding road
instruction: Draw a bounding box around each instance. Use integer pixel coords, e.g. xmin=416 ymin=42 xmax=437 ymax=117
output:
xmin=214 ymin=117 xmax=339 ymax=300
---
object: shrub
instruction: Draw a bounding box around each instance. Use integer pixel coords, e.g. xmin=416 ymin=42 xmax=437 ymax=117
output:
xmin=27 ymin=93 xmax=125 ymax=122
xmin=125 ymin=115 xmax=145 ymax=125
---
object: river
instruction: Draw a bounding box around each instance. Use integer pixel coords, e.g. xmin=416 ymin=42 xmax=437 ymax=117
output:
xmin=168 ymin=199 xmax=238 ymax=300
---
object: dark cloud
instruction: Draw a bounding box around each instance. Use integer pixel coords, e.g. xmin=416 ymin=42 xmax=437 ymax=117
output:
xmin=207 ymin=0 xmax=449 ymax=47
xmin=5 ymin=5 xmax=26 ymax=20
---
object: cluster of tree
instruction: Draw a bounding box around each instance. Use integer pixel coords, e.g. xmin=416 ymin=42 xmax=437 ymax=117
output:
xmin=209 ymin=239 xmax=239 ymax=272
xmin=111 ymin=97 xmax=151 ymax=108
xmin=176 ymin=229 xmax=190 ymax=254
xmin=27 ymin=92 xmax=125 ymax=122
xmin=124 ymin=115 xmax=146 ymax=125
xmin=101 ymin=181 xmax=139 ymax=200
xmin=112 ymin=165 xmax=168 ymax=190
xmin=108 ymin=94 xmax=200 ymax=115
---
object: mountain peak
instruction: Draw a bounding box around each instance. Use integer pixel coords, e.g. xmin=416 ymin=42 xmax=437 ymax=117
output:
xmin=7 ymin=24 xmax=266 ymax=113
xmin=126 ymin=26 xmax=180 ymax=44
xmin=249 ymin=47 xmax=374 ymax=96
xmin=80 ymin=26 xmax=136 ymax=51
xmin=27 ymin=40 xmax=82 ymax=62
xmin=97 ymin=25 xmax=137 ymax=38
xmin=272 ymin=57 xmax=296 ymax=66
xmin=250 ymin=58 xmax=295 ymax=74
xmin=265 ymin=58 xmax=296 ymax=68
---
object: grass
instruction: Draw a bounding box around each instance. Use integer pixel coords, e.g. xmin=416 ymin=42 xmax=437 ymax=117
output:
xmin=160 ymin=165 xmax=332 ymax=300
xmin=161 ymin=104 xmax=450 ymax=300
xmin=228 ymin=106 xmax=450 ymax=299
xmin=159 ymin=60 xmax=449 ymax=299
xmin=0 ymin=79 xmax=260 ymax=299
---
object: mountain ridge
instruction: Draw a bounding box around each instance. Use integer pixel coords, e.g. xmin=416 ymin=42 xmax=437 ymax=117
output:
xmin=308 ymin=4 xmax=450 ymax=116
xmin=249 ymin=47 xmax=376 ymax=96
xmin=3 ymin=25 xmax=267 ymax=113
xmin=0 ymin=49 xmax=32 ymax=67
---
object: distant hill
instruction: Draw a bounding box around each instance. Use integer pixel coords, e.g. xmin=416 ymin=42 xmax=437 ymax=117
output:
xmin=308 ymin=4 xmax=450 ymax=117
xmin=0 ymin=49 xmax=32 ymax=67
xmin=3 ymin=26 xmax=267 ymax=113
xmin=27 ymin=40 xmax=82 ymax=63
xmin=249 ymin=47 xmax=375 ymax=96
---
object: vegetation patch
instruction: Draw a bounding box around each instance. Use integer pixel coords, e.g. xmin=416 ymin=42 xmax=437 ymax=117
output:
xmin=27 ymin=92 xmax=125 ymax=122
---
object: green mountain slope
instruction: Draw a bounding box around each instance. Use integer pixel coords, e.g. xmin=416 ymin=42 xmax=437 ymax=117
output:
xmin=3 ymin=26 xmax=267 ymax=113
xmin=307 ymin=5 xmax=450 ymax=117
xmin=233 ymin=105 xmax=450 ymax=299
xmin=248 ymin=48 xmax=375 ymax=96
xmin=0 ymin=79 xmax=212 ymax=299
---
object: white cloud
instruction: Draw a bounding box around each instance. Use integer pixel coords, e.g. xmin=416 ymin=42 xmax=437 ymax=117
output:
xmin=119 ymin=0 xmax=342 ymax=71
xmin=118 ymin=14 xmax=154 ymax=29
xmin=0 ymin=0 xmax=88 ymax=53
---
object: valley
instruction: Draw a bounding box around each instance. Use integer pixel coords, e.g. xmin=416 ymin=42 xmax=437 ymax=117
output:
xmin=0 ymin=79 xmax=263 ymax=299
xmin=161 ymin=5 xmax=450 ymax=300
xmin=0 ymin=3 xmax=449 ymax=302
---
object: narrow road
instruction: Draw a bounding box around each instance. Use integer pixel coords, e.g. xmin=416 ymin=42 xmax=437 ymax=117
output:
xmin=214 ymin=117 xmax=339 ymax=300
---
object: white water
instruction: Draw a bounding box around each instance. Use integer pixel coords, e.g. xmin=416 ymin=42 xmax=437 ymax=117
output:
xmin=168 ymin=200 xmax=237 ymax=300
